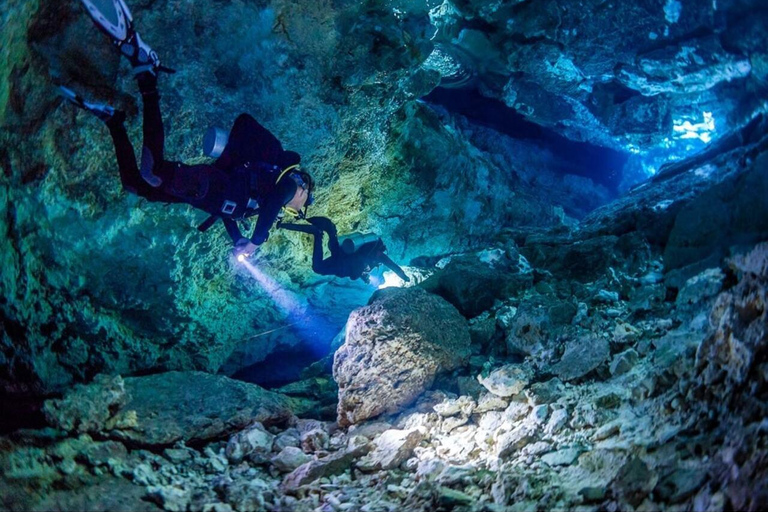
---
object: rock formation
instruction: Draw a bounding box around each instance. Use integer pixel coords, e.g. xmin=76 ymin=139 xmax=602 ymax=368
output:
xmin=333 ymin=287 xmax=470 ymax=426
xmin=1 ymin=0 xmax=767 ymax=511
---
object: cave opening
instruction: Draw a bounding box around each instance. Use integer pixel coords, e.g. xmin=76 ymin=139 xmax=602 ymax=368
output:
xmin=421 ymin=87 xmax=631 ymax=194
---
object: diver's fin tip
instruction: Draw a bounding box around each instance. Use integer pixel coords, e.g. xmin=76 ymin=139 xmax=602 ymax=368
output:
xmin=79 ymin=0 xmax=164 ymax=72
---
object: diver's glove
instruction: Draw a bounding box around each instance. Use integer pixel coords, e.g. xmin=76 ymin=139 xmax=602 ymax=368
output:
xmin=233 ymin=238 xmax=259 ymax=261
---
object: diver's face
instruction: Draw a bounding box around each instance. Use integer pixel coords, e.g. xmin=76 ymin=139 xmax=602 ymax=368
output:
xmin=286 ymin=186 xmax=309 ymax=211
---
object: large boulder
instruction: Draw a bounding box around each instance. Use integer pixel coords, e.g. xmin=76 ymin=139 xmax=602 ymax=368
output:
xmin=423 ymin=251 xmax=533 ymax=318
xmin=333 ymin=288 xmax=471 ymax=427
xmin=44 ymin=371 xmax=294 ymax=447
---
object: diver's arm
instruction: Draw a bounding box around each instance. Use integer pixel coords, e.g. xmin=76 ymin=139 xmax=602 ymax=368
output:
xmin=250 ymin=196 xmax=282 ymax=245
xmin=222 ymin=218 xmax=244 ymax=244
xmin=377 ymin=253 xmax=410 ymax=282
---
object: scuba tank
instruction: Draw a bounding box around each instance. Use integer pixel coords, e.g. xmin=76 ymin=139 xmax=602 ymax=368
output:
xmin=203 ymin=126 xmax=229 ymax=158
xmin=339 ymin=233 xmax=381 ymax=254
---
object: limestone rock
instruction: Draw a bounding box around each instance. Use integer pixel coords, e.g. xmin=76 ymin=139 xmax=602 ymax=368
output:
xmin=545 ymin=408 xmax=569 ymax=436
xmin=281 ymin=437 xmax=371 ymax=492
xmin=551 ymin=336 xmax=610 ymax=381
xmin=504 ymin=303 xmax=551 ymax=356
xmin=611 ymin=456 xmax=656 ymax=508
xmin=357 ymin=429 xmax=424 ymax=471
xmin=677 ymin=268 xmax=725 ymax=302
xmin=112 ymin=372 xmax=293 ymax=447
xmin=43 ymin=375 xmax=128 ymax=434
xmin=146 ymin=485 xmax=190 ymax=512
xmin=225 ymin=423 xmax=275 ymax=463
xmin=728 ymin=241 xmax=768 ymax=278
xmin=478 ymin=364 xmax=531 ymax=397
xmin=474 ymin=393 xmax=509 ymax=414
xmin=696 ymin=272 xmax=768 ymax=390
xmin=496 ymin=422 xmax=538 ymax=458
xmin=434 ymin=396 xmax=476 ymax=417
xmin=271 ymin=447 xmax=313 ymax=473
xmin=425 ymin=254 xmax=533 ymax=318
xmin=610 ymin=349 xmax=640 ymax=376
xmin=541 ymin=447 xmax=581 ymax=466
xmin=333 ymin=288 xmax=470 ymax=426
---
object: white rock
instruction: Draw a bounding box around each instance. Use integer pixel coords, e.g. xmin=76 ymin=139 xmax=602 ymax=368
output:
xmin=479 ymin=364 xmax=531 ymax=397
xmin=226 ymin=422 xmax=275 ymax=463
xmin=271 ymin=446 xmax=313 ymax=473
xmin=434 ymin=396 xmax=475 ymax=417
xmin=146 ymin=486 xmax=190 ymax=512
xmin=361 ymin=429 xmax=424 ymax=471
xmin=544 ymin=408 xmax=569 ymax=436
xmin=541 ymin=448 xmax=581 ymax=466
xmin=496 ymin=423 xmax=538 ymax=458
xmin=503 ymin=400 xmax=531 ymax=422
xmin=531 ymin=405 xmax=549 ymax=424
xmin=416 ymin=458 xmax=446 ymax=481
xmin=474 ymin=393 xmax=509 ymax=414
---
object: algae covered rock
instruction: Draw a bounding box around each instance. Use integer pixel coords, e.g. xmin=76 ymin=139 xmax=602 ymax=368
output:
xmin=47 ymin=371 xmax=294 ymax=447
xmin=333 ymin=287 xmax=470 ymax=427
xmin=43 ymin=374 xmax=129 ymax=434
xmin=113 ymin=372 xmax=294 ymax=446
xmin=424 ymin=253 xmax=533 ymax=318
xmin=551 ymin=336 xmax=610 ymax=382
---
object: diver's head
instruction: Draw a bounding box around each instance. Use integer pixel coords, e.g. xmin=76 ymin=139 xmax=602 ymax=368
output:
xmin=285 ymin=185 xmax=309 ymax=211
xmin=283 ymin=171 xmax=315 ymax=218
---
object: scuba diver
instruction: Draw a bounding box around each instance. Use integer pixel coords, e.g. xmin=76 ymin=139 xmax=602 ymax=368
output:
xmin=279 ymin=217 xmax=410 ymax=284
xmin=60 ymin=0 xmax=313 ymax=260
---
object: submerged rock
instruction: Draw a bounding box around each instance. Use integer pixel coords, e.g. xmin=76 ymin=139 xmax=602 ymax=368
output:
xmin=48 ymin=371 xmax=293 ymax=447
xmin=333 ymin=288 xmax=470 ymax=427
xmin=225 ymin=423 xmax=274 ymax=463
xmin=551 ymin=336 xmax=610 ymax=382
xmin=43 ymin=374 xmax=129 ymax=434
xmin=424 ymin=253 xmax=533 ymax=318
xmin=478 ymin=363 xmax=531 ymax=398
xmin=357 ymin=428 xmax=424 ymax=471
xmin=281 ymin=436 xmax=371 ymax=492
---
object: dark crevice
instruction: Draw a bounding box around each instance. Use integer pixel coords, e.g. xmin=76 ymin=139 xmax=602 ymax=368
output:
xmin=421 ymin=87 xmax=629 ymax=192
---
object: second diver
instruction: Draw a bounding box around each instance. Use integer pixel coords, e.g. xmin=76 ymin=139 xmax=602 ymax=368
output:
xmin=280 ymin=217 xmax=410 ymax=284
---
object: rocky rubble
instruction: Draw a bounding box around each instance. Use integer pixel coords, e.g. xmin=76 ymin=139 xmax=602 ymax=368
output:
xmin=4 ymin=226 xmax=765 ymax=512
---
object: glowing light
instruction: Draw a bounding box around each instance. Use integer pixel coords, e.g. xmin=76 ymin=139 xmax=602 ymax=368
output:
xmin=237 ymin=254 xmax=246 ymax=263
xmin=238 ymin=260 xmax=337 ymax=355
xmin=673 ymin=111 xmax=715 ymax=145
xmin=378 ymin=270 xmax=406 ymax=290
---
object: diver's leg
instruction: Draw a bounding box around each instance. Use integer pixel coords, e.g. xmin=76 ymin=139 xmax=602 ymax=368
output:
xmin=307 ymin=217 xmax=341 ymax=254
xmin=105 ymin=112 xmax=142 ymax=193
xmin=135 ymin=71 xmax=165 ymax=186
xmin=105 ymin=113 xmax=179 ymax=201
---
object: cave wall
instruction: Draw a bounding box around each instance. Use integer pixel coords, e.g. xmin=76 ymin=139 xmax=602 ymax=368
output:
xmin=1 ymin=0 xmax=765 ymax=396
xmin=424 ymin=0 xmax=768 ymax=156
xmin=0 ymin=0 xmax=564 ymax=395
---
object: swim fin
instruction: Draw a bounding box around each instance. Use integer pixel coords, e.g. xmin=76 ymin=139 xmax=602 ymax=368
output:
xmin=79 ymin=0 xmax=173 ymax=74
xmin=58 ymin=85 xmax=116 ymax=122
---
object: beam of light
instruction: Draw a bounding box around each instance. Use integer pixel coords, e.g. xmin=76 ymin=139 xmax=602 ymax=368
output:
xmin=377 ymin=270 xmax=407 ymax=290
xmin=238 ymin=259 xmax=338 ymax=358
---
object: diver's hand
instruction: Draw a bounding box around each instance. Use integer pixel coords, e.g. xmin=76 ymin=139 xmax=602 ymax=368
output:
xmin=233 ymin=238 xmax=259 ymax=260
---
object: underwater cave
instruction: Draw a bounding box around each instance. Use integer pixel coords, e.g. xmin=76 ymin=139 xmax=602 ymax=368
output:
xmin=1 ymin=0 xmax=768 ymax=511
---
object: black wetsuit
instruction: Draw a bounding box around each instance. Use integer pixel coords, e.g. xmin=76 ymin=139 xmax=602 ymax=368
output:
xmin=105 ymin=73 xmax=298 ymax=245
xmin=280 ymin=217 xmax=409 ymax=282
